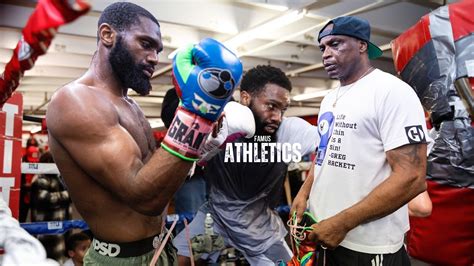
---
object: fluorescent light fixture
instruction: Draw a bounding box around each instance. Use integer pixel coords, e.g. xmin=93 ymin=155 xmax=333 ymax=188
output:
xmin=293 ymin=89 xmax=331 ymax=101
xmin=244 ymin=1 xmax=289 ymax=11
xmin=167 ymin=47 xmax=183 ymax=60
xmin=166 ymin=9 xmax=306 ymax=60
xmin=225 ymin=9 xmax=307 ymax=50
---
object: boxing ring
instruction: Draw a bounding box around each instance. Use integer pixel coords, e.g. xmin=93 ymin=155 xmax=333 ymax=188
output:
xmin=19 ymin=159 xmax=292 ymax=235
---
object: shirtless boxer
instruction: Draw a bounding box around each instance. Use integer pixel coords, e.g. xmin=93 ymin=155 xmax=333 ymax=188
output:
xmin=46 ymin=2 xmax=242 ymax=265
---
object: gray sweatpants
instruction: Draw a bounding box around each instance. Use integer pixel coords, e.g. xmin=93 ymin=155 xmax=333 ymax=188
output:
xmin=173 ymin=209 xmax=292 ymax=265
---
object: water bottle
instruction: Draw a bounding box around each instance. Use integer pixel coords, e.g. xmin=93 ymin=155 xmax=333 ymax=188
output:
xmin=204 ymin=213 xmax=214 ymax=235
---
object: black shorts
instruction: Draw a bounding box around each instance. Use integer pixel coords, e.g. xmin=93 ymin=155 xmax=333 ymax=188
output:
xmin=316 ymin=245 xmax=410 ymax=266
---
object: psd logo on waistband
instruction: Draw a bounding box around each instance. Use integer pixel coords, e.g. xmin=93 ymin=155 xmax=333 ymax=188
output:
xmin=93 ymin=239 xmax=121 ymax=257
xmin=405 ymin=125 xmax=426 ymax=143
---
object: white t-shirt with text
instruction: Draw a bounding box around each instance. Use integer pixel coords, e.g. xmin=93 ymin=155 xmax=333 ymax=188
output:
xmin=309 ymin=69 xmax=430 ymax=254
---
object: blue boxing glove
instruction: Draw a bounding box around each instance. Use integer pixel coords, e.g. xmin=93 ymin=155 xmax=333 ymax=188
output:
xmin=172 ymin=38 xmax=243 ymax=121
xmin=162 ymin=38 xmax=243 ymax=161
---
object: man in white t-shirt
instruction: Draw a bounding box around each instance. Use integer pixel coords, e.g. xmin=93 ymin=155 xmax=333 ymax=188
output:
xmin=291 ymin=16 xmax=430 ymax=265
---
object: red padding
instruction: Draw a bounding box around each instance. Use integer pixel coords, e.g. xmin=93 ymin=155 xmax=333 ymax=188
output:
xmin=407 ymin=180 xmax=474 ymax=266
xmin=391 ymin=15 xmax=431 ymax=74
xmin=449 ymin=0 xmax=474 ymax=41
xmin=0 ymin=0 xmax=90 ymax=105
xmin=153 ymin=130 xmax=166 ymax=146
xmin=0 ymin=93 xmax=23 ymax=219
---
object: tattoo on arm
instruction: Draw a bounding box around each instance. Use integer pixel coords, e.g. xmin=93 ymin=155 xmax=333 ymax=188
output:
xmin=387 ymin=143 xmax=426 ymax=176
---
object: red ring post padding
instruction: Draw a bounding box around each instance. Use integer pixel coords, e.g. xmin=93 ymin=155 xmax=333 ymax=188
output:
xmin=0 ymin=93 xmax=23 ymax=219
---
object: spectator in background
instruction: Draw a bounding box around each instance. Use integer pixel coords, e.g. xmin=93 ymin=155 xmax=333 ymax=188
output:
xmin=26 ymin=135 xmax=39 ymax=147
xmin=30 ymin=151 xmax=72 ymax=263
xmin=19 ymin=140 xmax=41 ymax=222
xmin=64 ymin=231 xmax=92 ymax=266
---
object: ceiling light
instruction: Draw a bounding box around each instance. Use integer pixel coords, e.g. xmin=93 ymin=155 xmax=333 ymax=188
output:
xmin=167 ymin=47 xmax=181 ymax=60
xmin=167 ymin=9 xmax=306 ymax=60
xmin=225 ymin=9 xmax=307 ymax=51
xmin=245 ymin=2 xmax=289 ymax=12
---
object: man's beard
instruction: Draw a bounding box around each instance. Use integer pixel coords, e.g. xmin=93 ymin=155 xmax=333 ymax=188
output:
xmin=109 ymin=36 xmax=152 ymax=95
xmin=249 ymin=100 xmax=278 ymax=141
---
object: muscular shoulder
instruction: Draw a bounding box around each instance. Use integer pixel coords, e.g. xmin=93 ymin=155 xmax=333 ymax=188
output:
xmin=46 ymin=82 xmax=118 ymax=138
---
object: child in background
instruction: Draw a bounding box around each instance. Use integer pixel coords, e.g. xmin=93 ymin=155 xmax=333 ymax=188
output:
xmin=64 ymin=232 xmax=91 ymax=266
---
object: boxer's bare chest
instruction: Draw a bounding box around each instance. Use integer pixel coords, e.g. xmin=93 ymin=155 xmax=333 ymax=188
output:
xmin=117 ymin=98 xmax=156 ymax=161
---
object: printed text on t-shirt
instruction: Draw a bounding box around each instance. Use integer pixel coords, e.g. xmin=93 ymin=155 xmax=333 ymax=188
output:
xmin=327 ymin=114 xmax=356 ymax=171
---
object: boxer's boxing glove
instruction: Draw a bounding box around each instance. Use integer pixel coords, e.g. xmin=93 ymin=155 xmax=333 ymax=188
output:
xmin=197 ymin=101 xmax=255 ymax=166
xmin=162 ymin=38 xmax=243 ymax=161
